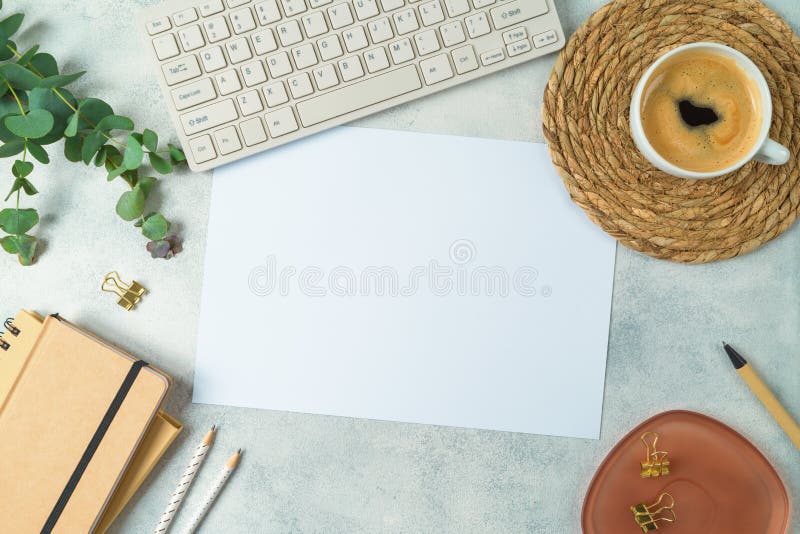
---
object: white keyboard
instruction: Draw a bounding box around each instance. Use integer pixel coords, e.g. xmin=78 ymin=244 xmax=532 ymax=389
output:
xmin=139 ymin=0 xmax=564 ymax=171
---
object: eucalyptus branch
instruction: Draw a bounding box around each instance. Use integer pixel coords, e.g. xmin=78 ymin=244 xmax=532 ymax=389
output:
xmin=0 ymin=8 xmax=187 ymax=265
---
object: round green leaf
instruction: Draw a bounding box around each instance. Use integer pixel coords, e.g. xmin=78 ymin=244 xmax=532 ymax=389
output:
xmin=29 ymin=53 xmax=58 ymax=77
xmin=116 ymin=186 xmax=146 ymax=221
xmin=141 ymin=213 xmax=169 ymax=241
xmin=11 ymin=159 xmax=32 ymax=178
xmin=143 ymin=129 xmax=158 ymax=152
xmin=4 ymin=109 xmax=54 ymax=139
xmin=25 ymin=142 xmax=49 ymax=164
xmin=0 ymin=14 xmax=25 ymax=40
xmin=0 ymin=62 xmax=40 ymax=90
xmin=123 ymin=136 xmax=144 ymax=170
xmin=0 ymin=207 xmax=39 ymax=234
xmin=96 ymin=114 xmax=134 ymax=133
xmin=149 ymin=152 xmax=173 ymax=174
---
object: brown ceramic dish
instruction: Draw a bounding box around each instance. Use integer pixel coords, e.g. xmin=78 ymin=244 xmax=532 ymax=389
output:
xmin=582 ymin=410 xmax=789 ymax=533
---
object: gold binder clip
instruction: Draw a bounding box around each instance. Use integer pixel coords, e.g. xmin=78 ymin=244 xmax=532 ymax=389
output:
xmin=631 ymin=493 xmax=676 ymax=532
xmin=640 ymin=431 xmax=670 ymax=478
xmin=102 ymin=271 xmax=147 ymax=311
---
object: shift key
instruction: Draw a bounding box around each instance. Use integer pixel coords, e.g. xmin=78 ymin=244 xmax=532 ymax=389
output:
xmin=490 ymin=0 xmax=547 ymax=30
xmin=180 ymin=99 xmax=238 ymax=135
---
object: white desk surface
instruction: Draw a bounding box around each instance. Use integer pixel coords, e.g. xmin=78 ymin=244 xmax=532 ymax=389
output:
xmin=1 ymin=0 xmax=798 ymax=531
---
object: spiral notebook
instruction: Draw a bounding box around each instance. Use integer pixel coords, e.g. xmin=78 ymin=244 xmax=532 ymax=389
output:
xmin=0 ymin=311 xmax=181 ymax=533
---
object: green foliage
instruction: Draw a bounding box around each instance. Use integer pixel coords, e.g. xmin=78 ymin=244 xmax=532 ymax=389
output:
xmin=0 ymin=9 xmax=186 ymax=265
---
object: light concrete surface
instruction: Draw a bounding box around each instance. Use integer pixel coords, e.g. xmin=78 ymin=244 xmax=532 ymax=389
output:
xmin=1 ymin=0 xmax=798 ymax=532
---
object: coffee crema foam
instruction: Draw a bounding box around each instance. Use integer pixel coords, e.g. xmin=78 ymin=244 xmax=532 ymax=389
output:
xmin=641 ymin=50 xmax=762 ymax=173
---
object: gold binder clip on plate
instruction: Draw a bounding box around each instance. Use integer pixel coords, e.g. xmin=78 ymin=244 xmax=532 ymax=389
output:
xmin=631 ymin=492 xmax=676 ymax=532
xmin=640 ymin=431 xmax=670 ymax=478
xmin=102 ymin=272 xmax=147 ymax=311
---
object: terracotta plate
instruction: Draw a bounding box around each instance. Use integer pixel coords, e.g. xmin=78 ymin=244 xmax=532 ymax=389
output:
xmin=583 ymin=411 xmax=790 ymax=533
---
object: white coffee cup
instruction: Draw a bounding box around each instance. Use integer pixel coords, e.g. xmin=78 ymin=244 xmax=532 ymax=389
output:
xmin=629 ymin=42 xmax=790 ymax=179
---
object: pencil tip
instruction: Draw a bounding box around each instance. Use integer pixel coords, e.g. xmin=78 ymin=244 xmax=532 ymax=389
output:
xmin=211 ymin=424 xmax=217 ymax=432
xmin=723 ymin=342 xmax=747 ymax=369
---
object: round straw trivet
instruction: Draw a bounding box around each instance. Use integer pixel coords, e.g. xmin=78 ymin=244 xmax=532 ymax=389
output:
xmin=542 ymin=0 xmax=800 ymax=264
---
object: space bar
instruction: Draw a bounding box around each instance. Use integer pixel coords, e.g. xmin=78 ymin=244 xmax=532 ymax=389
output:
xmin=297 ymin=65 xmax=422 ymax=127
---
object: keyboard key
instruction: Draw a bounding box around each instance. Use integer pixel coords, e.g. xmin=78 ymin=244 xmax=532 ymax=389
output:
xmin=490 ymin=0 xmax=548 ymax=30
xmin=204 ymin=16 xmax=231 ymax=42
xmin=420 ymin=53 xmax=453 ymax=84
xmin=393 ymin=9 xmax=419 ymax=35
xmin=288 ymin=73 xmax=314 ymax=98
xmin=178 ymin=25 xmax=206 ymax=51
xmin=444 ymin=0 xmax=469 ymax=17
xmin=502 ymin=26 xmax=527 ymax=44
xmin=328 ymin=4 xmax=354 ymax=30
xmin=266 ymin=51 xmax=293 ymax=77
xmin=292 ymin=43 xmax=318 ymax=69
xmin=201 ymin=46 xmax=228 ymax=71
xmin=311 ymin=0 xmax=334 ymax=7
xmin=414 ymin=29 xmax=440 ymax=55
xmin=264 ymin=107 xmax=299 ymax=137
xmin=318 ymin=35 xmax=344 ymax=61
xmin=173 ymin=8 xmax=199 ymax=26
xmin=532 ymin=29 xmax=557 ymax=48
xmin=215 ymin=69 xmax=242 ymax=95
xmin=363 ymin=46 xmax=389 ymax=72
xmin=480 ymin=48 xmax=504 ymax=65
xmin=230 ymin=7 xmax=257 ymax=33
xmin=419 ymin=0 xmax=444 ymax=26
xmin=353 ymin=0 xmax=379 ymax=20
xmin=343 ymin=26 xmax=369 ymax=52
xmin=252 ymin=29 xmax=278 ymax=54
xmin=507 ymin=39 xmax=531 ymax=56
xmin=312 ymin=64 xmax=339 ymax=89
xmin=147 ymin=17 xmax=171 ymax=35
xmin=472 ymin=0 xmax=494 ymax=7
xmin=214 ymin=125 xmax=243 ymax=154
xmin=380 ymin=0 xmax=404 ymax=11
xmin=241 ymin=60 xmax=268 ymax=85
xmin=240 ymin=117 xmax=268 ymax=145
xmin=465 ymin=12 xmax=490 ymax=38
xmin=181 ymin=99 xmax=239 ymax=135
xmin=199 ymin=0 xmax=225 ymax=16
xmin=189 ymin=134 xmax=217 ymax=163
xmin=301 ymin=12 xmax=328 ymax=38
xmin=440 ymin=21 xmax=465 ymax=47
xmin=152 ymin=34 xmax=180 ymax=60
xmin=237 ymin=90 xmax=264 ymax=115
xmin=227 ymin=37 xmax=253 ymax=63
xmin=263 ymin=81 xmax=289 ymax=106
xmin=388 ymin=38 xmax=414 ymax=63
xmin=277 ymin=20 xmax=303 ymax=46
xmin=227 ymin=0 xmax=252 ymax=6
xmin=171 ymin=78 xmax=217 ymax=110
xmin=255 ymin=0 xmax=282 ymax=24
xmin=162 ymin=55 xmax=202 ymax=85
xmin=368 ymin=18 xmax=393 ymax=43
xmin=338 ymin=56 xmax=364 ymax=82
xmin=297 ymin=64 xmax=421 ymax=126
xmin=451 ymin=44 xmax=477 ymax=73
xmin=281 ymin=0 xmax=307 ymax=16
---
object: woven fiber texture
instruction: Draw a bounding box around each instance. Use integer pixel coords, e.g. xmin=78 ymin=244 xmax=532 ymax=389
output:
xmin=543 ymin=0 xmax=800 ymax=264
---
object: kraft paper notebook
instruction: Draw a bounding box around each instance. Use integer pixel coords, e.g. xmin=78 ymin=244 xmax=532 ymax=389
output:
xmin=0 ymin=311 xmax=182 ymax=533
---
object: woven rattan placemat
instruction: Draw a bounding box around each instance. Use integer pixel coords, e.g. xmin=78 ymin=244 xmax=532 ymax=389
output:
xmin=543 ymin=0 xmax=800 ymax=264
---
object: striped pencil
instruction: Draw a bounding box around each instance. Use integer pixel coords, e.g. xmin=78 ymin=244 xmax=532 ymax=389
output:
xmin=182 ymin=449 xmax=242 ymax=534
xmin=153 ymin=426 xmax=217 ymax=533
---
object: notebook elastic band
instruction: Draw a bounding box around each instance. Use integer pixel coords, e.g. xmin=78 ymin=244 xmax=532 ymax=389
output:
xmin=41 ymin=359 xmax=149 ymax=534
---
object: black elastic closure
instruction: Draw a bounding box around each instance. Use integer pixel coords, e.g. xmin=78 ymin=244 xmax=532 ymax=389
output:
xmin=40 ymin=359 xmax=149 ymax=534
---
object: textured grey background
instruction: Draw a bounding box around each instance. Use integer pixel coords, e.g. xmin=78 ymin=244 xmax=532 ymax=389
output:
xmin=1 ymin=0 xmax=798 ymax=532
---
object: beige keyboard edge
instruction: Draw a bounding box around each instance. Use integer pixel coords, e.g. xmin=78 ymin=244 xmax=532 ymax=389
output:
xmin=138 ymin=0 xmax=565 ymax=172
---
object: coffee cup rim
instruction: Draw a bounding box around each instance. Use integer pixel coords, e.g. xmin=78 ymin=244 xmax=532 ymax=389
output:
xmin=630 ymin=42 xmax=773 ymax=179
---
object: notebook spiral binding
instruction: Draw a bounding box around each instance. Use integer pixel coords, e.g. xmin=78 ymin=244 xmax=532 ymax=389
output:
xmin=0 ymin=317 xmax=18 ymax=351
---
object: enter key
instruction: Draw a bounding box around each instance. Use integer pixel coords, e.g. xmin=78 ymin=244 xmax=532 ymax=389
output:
xmin=490 ymin=0 xmax=548 ymax=30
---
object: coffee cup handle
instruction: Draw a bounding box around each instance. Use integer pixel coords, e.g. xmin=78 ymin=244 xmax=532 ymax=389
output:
xmin=755 ymin=138 xmax=790 ymax=165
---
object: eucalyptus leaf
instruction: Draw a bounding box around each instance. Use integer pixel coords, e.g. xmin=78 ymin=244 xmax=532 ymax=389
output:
xmin=64 ymin=112 xmax=79 ymax=137
xmin=0 ymin=114 xmax=21 ymax=142
xmin=27 ymin=87 xmax=75 ymax=145
xmin=143 ymin=129 xmax=158 ymax=152
xmin=138 ymin=176 xmax=157 ymax=198
xmin=15 ymin=44 xmax=39 ymax=67
xmin=141 ymin=213 xmax=169 ymax=241
xmin=0 ymin=139 xmax=23 ymax=157
xmin=1 ymin=234 xmax=38 ymax=265
xmin=64 ymin=135 xmax=81 ymax=162
xmin=29 ymin=53 xmax=58 ymax=77
xmin=168 ymin=143 xmax=186 ymax=163
xmin=0 ymin=40 xmax=15 ymax=61
xmin=94 ymin=145 xmax=107 ymax=167
xmin=0 ymin=207 xmax=38 ymax=234
xmin=76 ymin=98 xmax=113 ymax=130
xmin=106 ymin=163 xmax=126 ymax=182
xmin=81 ymin=131 xmax=105 ymax=164
xmin=149 ymin=152 xmax=172 ymax=174
xmin=5 ymin=109 xmax=54 ymax=139
xmin=123 ymin=135 xmax=144 ymax=170
xmin=5 ymin=177 xmax=37 ymax=200
xmin=25 ymin=141 xmax=49 ymax=163
xmin=95 ymin=114 xmax=134 ymax=133
xmin=116 ymin=185 xmax=146 ymax=221
xmin=38 ymin=71 xmax=85 ymax=89
xmin=0 ymin=13 xmax=24 ymax=40
xmin=0 ymin=62 xmax=40 ymax=90
xmin=12 ymin=159 xmax=33 ymax=178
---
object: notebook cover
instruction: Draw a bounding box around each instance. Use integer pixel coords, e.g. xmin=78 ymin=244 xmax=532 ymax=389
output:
xmin=0 ymin=313 xmax=170 ymax=533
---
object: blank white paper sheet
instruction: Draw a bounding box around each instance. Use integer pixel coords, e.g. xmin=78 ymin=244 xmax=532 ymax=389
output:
xmin=195 ymin=127 xmax=616 ymax=438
